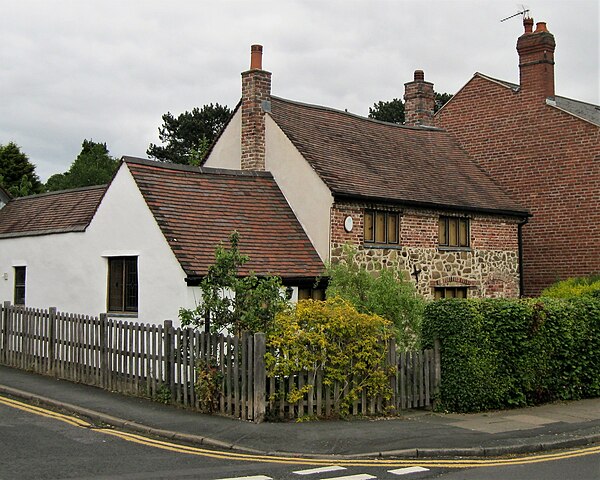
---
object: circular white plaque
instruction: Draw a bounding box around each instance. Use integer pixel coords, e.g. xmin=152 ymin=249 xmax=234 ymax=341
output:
xmin=344 ymin=216 xmax=354 ymax=232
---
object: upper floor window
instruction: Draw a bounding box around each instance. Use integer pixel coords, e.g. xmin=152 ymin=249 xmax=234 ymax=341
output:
xmin=14 ymin=266 xmax=26 ymax=305
xmin=439 ymin=217 xmax=469 ymax=248
xmin=108 ymin=257 xmax=138 ymax=313
xmin=364 ymin=210 xmax=399 ymax=245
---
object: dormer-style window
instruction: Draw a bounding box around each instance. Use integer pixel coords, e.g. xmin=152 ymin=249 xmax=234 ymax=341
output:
xmin=439 ymin=216 xmax=469 ymax=248
xmin=364 ymin=210 xmax=399 ymax=245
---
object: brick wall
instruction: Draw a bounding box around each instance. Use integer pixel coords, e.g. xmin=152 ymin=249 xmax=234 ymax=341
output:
xmin=241 ymin=46 xmax=271 ymax=171
xmin=435 ymin=76 xmax=600 ymax=295
xmin=330 ymin=200 xmax=521 ymax=299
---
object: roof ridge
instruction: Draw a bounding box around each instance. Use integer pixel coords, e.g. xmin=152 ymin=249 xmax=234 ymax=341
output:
xmin=271 ymin=96 xmax=443 ymax=132
xmin=10 ymin=184 xmax=107 ymax=201
xmin=122 ymin=156 xmax=274 ymax=178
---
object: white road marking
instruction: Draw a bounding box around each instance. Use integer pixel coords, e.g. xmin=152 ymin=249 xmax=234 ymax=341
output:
xmin=323 ymin=475 xmax=376 ymax=480
xmin=388 ymin=466 xmax=430 ymax=475
xmin=293 ymin=466 xmax=347 ymax=475
xmin=217 ymin=476 xmax=272 ymax=480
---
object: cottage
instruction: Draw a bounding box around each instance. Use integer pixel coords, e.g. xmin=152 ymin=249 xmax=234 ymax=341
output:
xmin=0 ymin=158 xmax=323 ymax=323
xmin=204 ymin=46 xmax=530 ymax=299
xmin=435 ymin=17 xmax=600 ymax=295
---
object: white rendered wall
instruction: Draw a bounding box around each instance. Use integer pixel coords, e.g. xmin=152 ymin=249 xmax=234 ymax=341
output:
xmin=204 ymin=109 xmax=242 ymax=170
xmin=0 ymin=164 xmax=199 ymax=327
xmin=264 ymin=116 xmax=333 ymax=261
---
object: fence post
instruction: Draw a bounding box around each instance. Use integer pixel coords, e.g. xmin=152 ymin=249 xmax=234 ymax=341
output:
xmin=163 ymin=320 xmax=175 ymax=401
xmin=433 ymin=338 xmax=442 ymax=410
xmin=99 ymin=313 xmax=108 ymax=388
xmin=47 ymin=307 xmax=57 ymax=375
xmin=1 ymin=301 xmax=10 ymax=364
xmin=253 ymin=332 xmax=266 ymax=423
xmin=387 ymin=337 xmax=397 ymax=412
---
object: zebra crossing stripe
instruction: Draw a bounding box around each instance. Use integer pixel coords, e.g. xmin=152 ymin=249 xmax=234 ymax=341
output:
xmin=216 ymin=476 xmax=272 ymax=480
xmin=293 ymin=466 xmax=347 ymax=475
xmin=388 ymin=467 xmax=430 ymax=475
xmin=325 ymin=475 xmax=376 ymax=480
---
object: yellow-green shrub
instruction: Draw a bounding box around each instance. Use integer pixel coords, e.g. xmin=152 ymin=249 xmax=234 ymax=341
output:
xmin=265 ymin=298 xmax=394 ymax=415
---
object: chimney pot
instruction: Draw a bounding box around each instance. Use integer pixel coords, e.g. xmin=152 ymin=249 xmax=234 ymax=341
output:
xmin=250 ymin=44 xmax=263 ymax=70
xmin=523 ymin=17 xmax=534 ymax=34
xmin=534 ymin=22 xmax=548 ymax=33
xmin=414 ymin=70 xmax=425 ymax=81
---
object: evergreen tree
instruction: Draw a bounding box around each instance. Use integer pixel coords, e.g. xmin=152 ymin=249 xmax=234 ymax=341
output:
xmin=0 ymin=142 xmax=42 ymax=197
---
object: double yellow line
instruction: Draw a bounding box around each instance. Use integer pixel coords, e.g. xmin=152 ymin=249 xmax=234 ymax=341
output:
xmin=1 ymin=395 xmax=599 ymax=469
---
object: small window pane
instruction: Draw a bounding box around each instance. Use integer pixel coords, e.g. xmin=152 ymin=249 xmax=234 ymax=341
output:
xmin=434 ymin=289 xmax=443 ymax=300
xmin=448 ymin=218 xmax=458 ymax=246
xmin=438 ymin=218 xmax=447 ymax=245
xmin=387 ymin=213 xmax=398 ymax=244
xmin=312 ymin=289 xmax=325 ymax=301
xmin=459 ymin=219 xmax=468 ymax=247
xmin=298 ymin=288 xmax=311 ymax=300
xmin=375 ymin=212 xmax=386 ymax=243
xmin=364 ymin=211 xmax=374 ymax=242
xmin=14 ymin=266 xmax=26 ymax=305
xmin=456 ymin=288 xmax=467 ymax=298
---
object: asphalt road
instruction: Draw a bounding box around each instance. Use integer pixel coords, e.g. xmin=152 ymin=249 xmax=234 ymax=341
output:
xmin=1 ymin=399 xmax=598 ymax=480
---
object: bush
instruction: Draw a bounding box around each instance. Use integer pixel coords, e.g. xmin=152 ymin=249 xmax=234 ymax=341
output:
xmin=265 ymin=298 xmax=394 ymax=415
xmin=422 ymin=297 xmax=600 ymax=412
xmin=541 ymin=274 xmax=600 ymax=298
xmin=325 ymin=245 xmax=425 ymax=350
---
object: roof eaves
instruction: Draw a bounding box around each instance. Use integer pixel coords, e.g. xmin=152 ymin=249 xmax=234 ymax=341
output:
xmin=332 ymin=191 xmax=531 ymax=218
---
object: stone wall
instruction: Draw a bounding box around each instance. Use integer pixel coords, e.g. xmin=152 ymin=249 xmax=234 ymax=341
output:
xmin=330 ymin=201 xmax=521 ymax=299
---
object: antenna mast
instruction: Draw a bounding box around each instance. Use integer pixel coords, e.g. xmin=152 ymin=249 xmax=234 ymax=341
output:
xmin=500 ymin=7 xmax=530 ymax=22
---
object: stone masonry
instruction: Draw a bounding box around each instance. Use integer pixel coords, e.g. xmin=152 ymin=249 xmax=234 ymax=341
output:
xmin=330 ymin=201 xmax=521 ymax=299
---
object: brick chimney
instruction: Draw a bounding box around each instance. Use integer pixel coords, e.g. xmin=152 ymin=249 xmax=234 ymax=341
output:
xmin=516 ymin=17 xmax=556 ymax=99
xmin=403 ymin=70 xmax=435 ymax=126
xmin=241 ymin=44 xmax=271 ymax=171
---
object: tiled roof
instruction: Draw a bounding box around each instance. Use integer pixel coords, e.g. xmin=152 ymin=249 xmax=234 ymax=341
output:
xmin=269 ymin=97 xmax=528 ymax=216
xmin=125 ymin=157 xmax=324 ymax=280
xmin=0 ymin=185 xmax=106 ymax=238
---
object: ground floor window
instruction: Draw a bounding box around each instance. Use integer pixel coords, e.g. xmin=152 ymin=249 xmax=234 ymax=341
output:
xmin=298 ymin=287 xmax=325 ymax=301
xmin=108 ymin=257 xmax=138 ymax=313
xmin=14 ymin=266 xmax=26 ymax=305
xmin=434 ymin=286 xmax=468 ymax=300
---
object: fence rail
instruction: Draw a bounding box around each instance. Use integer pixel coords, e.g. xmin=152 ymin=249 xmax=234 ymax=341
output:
xmin=1 ymin=302 xmax=440 ymax=422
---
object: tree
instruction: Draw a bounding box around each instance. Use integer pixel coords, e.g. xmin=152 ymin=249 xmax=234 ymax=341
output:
xmin=368 ymin=92 xmax=453 ymax=124
xmin=45 ymin=140 xmax=118 ymax=192
xmin=0 ymin=142 xmax=42 ymax=197
xmin=147 ymin=103 xmax=232 ymax=165
xmin=179 ymin=231 xmax=288 ymax=335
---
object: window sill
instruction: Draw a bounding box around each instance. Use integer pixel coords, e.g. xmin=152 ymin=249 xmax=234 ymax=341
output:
xmin=107 ymin=312 xmax=138 ymax=318
xmin=363 ymin=243 xmax=403 ymax=250
xmin=438 ymin=246 xmax=472 ymax=252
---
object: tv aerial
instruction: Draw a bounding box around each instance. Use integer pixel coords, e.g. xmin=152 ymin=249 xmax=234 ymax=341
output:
xmin=500 ymin=6 xmax=530 ymax=22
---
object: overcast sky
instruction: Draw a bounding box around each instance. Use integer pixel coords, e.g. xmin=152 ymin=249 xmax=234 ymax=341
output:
xmin=2 ymin=0 xmax=598 ymax=182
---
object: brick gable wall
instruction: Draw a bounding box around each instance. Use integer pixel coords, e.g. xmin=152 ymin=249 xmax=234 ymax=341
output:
xmin=435 ymin=76 xmax=600 ymax=295
xmin=330 ymin=200 xmax=521 ymax=299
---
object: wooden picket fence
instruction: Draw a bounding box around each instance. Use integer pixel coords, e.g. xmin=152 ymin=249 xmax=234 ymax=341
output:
xmin=0 ymin=302 xmax=440 ymax=422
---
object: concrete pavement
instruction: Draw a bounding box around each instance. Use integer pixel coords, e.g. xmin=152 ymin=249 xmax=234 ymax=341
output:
xmin=1 ymin=364 xmax=599 ymax=459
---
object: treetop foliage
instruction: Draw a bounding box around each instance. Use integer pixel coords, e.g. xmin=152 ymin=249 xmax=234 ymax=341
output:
xmin=147 ymin=103 xmax=232 ymax=165
xmin=0 ymin=142 xmax=43 ymax=197
xmin=45 ymin=139 xmax=118 ymax=192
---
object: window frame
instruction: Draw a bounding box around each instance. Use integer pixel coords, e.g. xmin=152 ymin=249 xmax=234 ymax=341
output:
xmin=434 ymin=286 xmax=469 ymax=300
xmin=107 ymin=256 xmax=138 ymax=314
xmin=14 ymin=266 xmax=26 ymax=305
xmin=438 ymin=216 xmax=470 ymax=249
xmin=364 ymin=209 xmax=400 ymax=245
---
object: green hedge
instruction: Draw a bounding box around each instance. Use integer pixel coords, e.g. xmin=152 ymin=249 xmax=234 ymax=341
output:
xmin=422 ymin=297 xmax=600 ymax=412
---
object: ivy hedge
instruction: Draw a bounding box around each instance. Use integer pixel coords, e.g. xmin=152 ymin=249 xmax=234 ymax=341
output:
xmin=422 ymin=297 xmax=600 ymax=413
